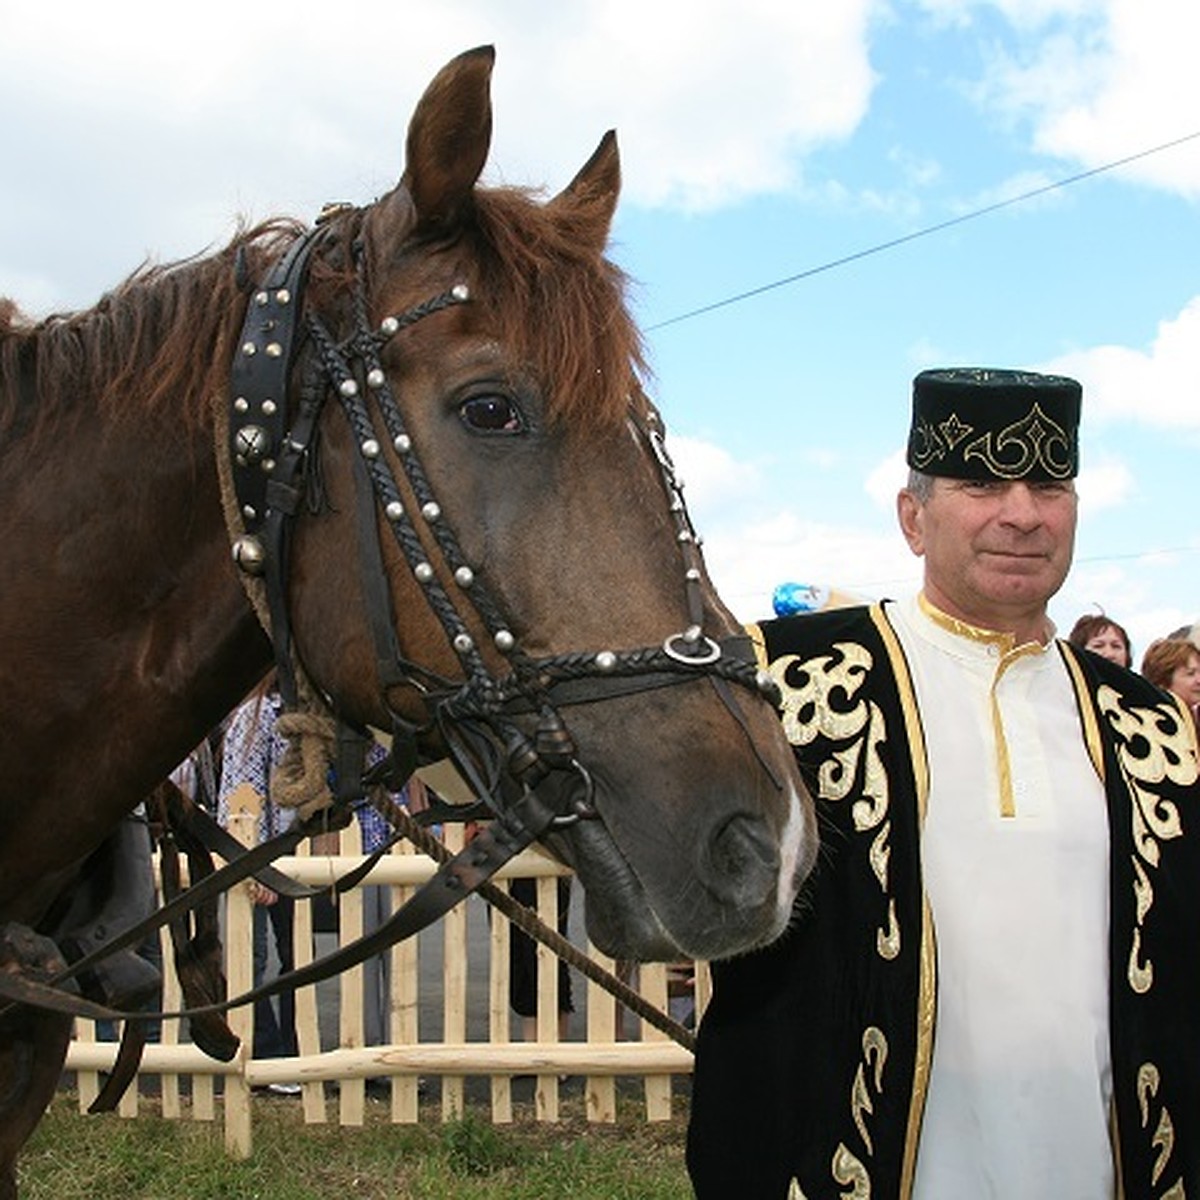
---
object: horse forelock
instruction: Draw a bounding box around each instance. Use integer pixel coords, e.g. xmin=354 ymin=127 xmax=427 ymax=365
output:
xmin=465 ymin=186 xmax=647 ymax=435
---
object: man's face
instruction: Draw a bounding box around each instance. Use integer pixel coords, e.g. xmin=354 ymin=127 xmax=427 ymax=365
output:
xmin=897 ymin=477 xmax=1078 ymax=635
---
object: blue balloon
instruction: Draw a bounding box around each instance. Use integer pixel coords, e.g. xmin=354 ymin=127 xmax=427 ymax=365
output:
xmin=772 ymin=581 xmax=829 ymax=616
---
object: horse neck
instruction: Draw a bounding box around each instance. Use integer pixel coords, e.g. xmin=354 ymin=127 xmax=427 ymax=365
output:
xmin=0 ymin=399 xmax=270 ymax=916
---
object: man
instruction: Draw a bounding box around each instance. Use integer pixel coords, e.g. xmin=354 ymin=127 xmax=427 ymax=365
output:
xmin=687 ymin=368 xmax=1200 ymax=1198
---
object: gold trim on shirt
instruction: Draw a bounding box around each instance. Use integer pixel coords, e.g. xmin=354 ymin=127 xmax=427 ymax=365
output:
xmin=915 ymin=593 xmax=1050 ymax=818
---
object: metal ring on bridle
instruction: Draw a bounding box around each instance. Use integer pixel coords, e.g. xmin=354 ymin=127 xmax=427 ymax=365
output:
xmin=662 ymin=632 xmax=722 ymax=666
xmin=548 ymin=759 xmax=597 ymax=829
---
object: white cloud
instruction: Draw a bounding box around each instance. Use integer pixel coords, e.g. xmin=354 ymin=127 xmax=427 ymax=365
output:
xmin=1075 ymin=456 xmax=1135 ymax=513
xmin=1044 ymin=296 xmax=1200 ymax=429
xmin=962 ymin=0 xmax=1200 ymax=196
xmin=865 ymin=448 xmax=909 ymax=510
xmin=700 ymin=505 xmax=920 ymax=621
xmin=0 ymin=2 xmax=883 ymax=218
xmin=668 ymin=433 xmax=765 ymax=516
xmin=668 ymin=431 xmax=918 ymax=620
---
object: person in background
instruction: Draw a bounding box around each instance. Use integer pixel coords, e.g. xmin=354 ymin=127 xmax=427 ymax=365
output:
xmin=688 ymin=367 xmax=1200 ymax=1198
xmin=218 ymin=678 xmax=300 ymax=1094
xmin=1141 ymin=636 xmax=1200 ymax=714
xmin=1068 ymin=611 xmax=1133 ymax=668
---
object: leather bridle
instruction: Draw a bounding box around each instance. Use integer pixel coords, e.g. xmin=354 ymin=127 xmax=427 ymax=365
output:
xmin=227 ymin=219 xmax=785 ymax=852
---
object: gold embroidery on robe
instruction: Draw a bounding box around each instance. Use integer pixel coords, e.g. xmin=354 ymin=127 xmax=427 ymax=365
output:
xmin=850 ymin=1027 xmax=887 ymax=1155
xmin=771 ymin=644 xmax=895 ymax=960
xmin=831 ymin=1145 xmax=870 ymax=1198
xmin=1099 ymin=687 xmax=1196 ymax=995
xmin=1137 ymin=1062 xmax=1183 ymax=1193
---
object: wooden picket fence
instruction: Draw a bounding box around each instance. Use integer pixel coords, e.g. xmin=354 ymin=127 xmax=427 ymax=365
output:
xmin=64 ymin=810 xmax=708 ymax=1158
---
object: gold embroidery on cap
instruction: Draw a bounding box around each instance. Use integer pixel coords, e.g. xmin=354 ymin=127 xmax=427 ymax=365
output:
xmin=962 ymin=401 xmax=1073 ymax=480
xmin=908 ymin=415 xmax=944 ymax=470
xmin=938 ymin=412 xmax=973 ymax=449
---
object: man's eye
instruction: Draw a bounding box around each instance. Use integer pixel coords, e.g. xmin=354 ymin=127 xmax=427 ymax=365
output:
xmin=459 ymin=395 xmax=524 ymax=434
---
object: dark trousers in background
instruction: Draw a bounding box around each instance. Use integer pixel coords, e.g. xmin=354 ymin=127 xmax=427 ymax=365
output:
xmin=253 ymin=898 xmax=297 ymax=1059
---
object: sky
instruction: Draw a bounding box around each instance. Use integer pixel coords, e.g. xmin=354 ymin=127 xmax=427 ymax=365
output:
xmin=3 ymin=0 xmax=1198 ymax=658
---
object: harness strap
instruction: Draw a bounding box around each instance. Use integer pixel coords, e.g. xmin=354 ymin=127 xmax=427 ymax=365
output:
xmin=176 ymin=803 xmax=328 ymax=901
xmin=87 ymin=1019 xmax=149 ymax=1113
xmin=157 ymin=784 xmax=555 ymax=1021
xmin=0 ymin=787 xmax=549 ymax=1029
xmin=40 ymin=809 xmax=348 ymax=1001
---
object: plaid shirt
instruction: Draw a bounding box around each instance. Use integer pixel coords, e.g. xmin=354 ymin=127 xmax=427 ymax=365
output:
xmin=217 ymin=690 xmax=297 ymax=842
xmin=218 ymin=693 xmax=410 ymax=853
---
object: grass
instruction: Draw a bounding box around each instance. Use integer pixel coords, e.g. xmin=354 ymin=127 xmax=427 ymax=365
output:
xmin=19 ymin=1093 xmax=693 ymax=1199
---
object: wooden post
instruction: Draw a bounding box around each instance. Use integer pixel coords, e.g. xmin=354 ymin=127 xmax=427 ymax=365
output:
xmin=390 ymin=838 xmax=421 ymax=1124
xmin=338 ymin=821 xmax=366 ymax=1127
xmin=585 ymin=945 xmax=617 ymax=1123
xmin=533 ymin=874 xmax=560 ymax=1122
xmin=223 ymin=784 xmax=259 ymax=1158
xmin=74 ymin=1018 xmax=99 ymax=1112
xmin=639 ymin=962 xmax=672 ymax=1121
xmin=159 ymin=896 xmax=182 ymax=1119
xmin=488 ymin=879 xmax=513 ymax=1123
xmin=441 ymin=823 xmax=466 ymax=1120
xmin=292 ymin=835 xmax=326 ymax=1124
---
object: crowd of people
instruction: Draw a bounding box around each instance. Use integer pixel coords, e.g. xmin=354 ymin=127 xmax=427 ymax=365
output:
xmin=1068 ymin=610 xmax=1200 ymax=727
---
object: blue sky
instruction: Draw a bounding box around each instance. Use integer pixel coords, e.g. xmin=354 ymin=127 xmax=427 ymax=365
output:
xmin=3 ymin=0 xmax=1197 ymax=658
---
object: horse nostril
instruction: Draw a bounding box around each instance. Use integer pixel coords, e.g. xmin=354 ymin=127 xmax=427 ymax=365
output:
xmin=701 ymin=814 xmax=779 ymax=909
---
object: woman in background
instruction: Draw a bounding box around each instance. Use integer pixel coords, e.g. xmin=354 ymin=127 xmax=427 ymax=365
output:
xmin=1068 ymin=612 xmax=1133 ymax=668
xmin=1141 ymin=637 xmax=1200 ymax=714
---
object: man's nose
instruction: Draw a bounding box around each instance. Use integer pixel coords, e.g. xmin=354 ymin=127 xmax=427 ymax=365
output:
xmin=997 ymin=483 xmax=1043 ymax=528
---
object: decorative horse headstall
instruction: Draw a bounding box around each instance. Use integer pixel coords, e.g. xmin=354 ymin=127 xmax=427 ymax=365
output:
xmin=225 ymin=220 xmax=785 ymax=839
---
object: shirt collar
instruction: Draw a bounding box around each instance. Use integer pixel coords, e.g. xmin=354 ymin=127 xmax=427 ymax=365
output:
xmin=914 ymin=592 xmax=1056 ymax=660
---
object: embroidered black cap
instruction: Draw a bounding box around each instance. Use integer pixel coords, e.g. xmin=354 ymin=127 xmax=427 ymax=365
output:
xmin=906 ymin=367 xmax=1082 ymax=482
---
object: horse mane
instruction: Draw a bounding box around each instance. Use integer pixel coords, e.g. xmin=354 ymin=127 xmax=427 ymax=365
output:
xmin=0 ymin=220 xmax=304 ymax=445
xmin=0 ymin=184 xmax=646 ymax=446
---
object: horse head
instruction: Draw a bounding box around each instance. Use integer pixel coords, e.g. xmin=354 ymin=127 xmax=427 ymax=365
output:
xmin=235 ymin=46 xmax=816 ymax=962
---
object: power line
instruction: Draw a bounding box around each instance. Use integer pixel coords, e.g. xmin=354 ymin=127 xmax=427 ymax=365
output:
xmin=647 ymin=130 xmax=1200 ymax=332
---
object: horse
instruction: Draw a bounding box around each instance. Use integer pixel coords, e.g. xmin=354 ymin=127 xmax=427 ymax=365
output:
xmin=0 ymin=46 xmax=815 ymax=1195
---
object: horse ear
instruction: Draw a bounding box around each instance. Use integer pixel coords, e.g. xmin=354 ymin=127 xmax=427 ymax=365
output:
xmin=400 ymin=44 xmax=495 ymax=234
xmin=548 ymin=130 xmax=621 ymax=252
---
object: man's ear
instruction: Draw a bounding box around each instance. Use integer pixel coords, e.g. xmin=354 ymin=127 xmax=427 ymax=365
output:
xmin=896 ymin=489 xmax=925 ymax=557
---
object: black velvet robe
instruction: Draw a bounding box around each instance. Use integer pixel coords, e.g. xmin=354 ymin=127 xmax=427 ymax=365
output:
xmin=688 ymin=603 xmax=1200 ymax=1200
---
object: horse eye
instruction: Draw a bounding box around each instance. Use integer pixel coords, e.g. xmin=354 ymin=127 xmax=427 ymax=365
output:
xmin=459 ymin=394 xmax=524 ymax=434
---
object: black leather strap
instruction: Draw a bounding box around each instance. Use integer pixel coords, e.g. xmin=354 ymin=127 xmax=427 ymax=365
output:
xmin=228 ymin=228 xmax=325 ymax=537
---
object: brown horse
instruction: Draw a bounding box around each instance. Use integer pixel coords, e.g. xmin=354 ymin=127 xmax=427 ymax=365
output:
xmin=0 ymin=47 xmax=815 ymax=1195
